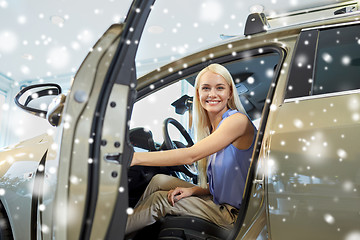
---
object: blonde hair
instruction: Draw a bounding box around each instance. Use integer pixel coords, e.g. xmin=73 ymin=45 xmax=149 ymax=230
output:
xmin=193 ymin=63 xmax=246 ymax=188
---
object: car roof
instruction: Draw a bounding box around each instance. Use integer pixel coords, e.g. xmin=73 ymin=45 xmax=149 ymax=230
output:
xmin=208 ymin=10 xmax=360 ymax=48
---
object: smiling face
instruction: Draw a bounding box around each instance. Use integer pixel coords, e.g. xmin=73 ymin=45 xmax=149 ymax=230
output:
xmin=197 ymin=70 xmax=232 ymax=116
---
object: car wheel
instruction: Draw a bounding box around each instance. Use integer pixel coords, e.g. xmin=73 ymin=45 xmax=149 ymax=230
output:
xmin=0 ymin=204 xmax=13 ymax=240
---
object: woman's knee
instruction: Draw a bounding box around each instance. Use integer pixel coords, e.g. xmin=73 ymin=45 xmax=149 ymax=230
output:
xmin=148 ymin=191 xmax=171 ymax=213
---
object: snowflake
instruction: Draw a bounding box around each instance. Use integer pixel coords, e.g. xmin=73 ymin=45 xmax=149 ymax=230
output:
xmin=323 ymin=213 xmax=335 ymax=224
xmin=126 ymin=207 xmax=134 ymax=215
xmin=322 ymin=53 xmax=333 ymax=63
xmin=341 ymin=55 xmax=351 ymax=66
xmin=345 ymin=231 xmax=360 ymax=240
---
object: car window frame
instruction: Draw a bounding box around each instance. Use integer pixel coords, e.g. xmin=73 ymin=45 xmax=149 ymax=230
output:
xmin=284 ymin=29 xmax=319 ymax=100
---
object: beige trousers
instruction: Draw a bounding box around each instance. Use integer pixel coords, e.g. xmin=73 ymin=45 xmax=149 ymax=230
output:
xmin=125 ymin=174 xmax=237 ymax=234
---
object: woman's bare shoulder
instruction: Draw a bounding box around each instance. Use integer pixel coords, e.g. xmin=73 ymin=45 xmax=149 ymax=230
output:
xmin=222 ymin=112 xmax=251 ymax=128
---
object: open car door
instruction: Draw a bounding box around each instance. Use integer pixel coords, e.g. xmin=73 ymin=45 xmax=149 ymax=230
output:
xmin=53 ymin=0 xmax=155 ymax=239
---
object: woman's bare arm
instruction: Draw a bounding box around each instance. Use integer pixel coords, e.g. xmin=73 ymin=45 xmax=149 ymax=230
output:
xmin=131 ymin=113 xmax=252 ymax=167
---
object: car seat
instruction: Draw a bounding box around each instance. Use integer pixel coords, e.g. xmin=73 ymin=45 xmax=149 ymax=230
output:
xmin=157 ymin=215 xmax=229 ymax=240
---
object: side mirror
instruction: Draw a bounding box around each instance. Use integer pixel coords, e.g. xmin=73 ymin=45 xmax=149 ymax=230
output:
xmin=46 ymin=93 xmax=66 ymax=127
xmin=14 ymin=83 xmax=62 ymax=119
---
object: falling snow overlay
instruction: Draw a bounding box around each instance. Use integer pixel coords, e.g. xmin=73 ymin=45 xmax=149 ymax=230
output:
xmin=1 ymin=1 xmax=360 ymax=240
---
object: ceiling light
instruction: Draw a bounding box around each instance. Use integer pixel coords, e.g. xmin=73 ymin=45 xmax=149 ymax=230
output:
xmin=50 ymin=15 xmax=65 ymax=26
xmin=22 ymin=54 xmax=33 ymax=60
xmin=0 ymin=1 xmax=8 ymax=8
xmin=0 ymin=31 xmax=18 ymax=53
xmin=18 ymin=15 xmax=27 ymax=24
xmin=200 ymin=1 xmax=223 ymax=22
xmin=249 ymin=5 xmax=264 ymax=14
xmin=148 ymin=26 xmax=164 ymax=34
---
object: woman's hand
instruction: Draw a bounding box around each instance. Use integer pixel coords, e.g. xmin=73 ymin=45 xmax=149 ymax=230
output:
xmin=167 ymin=187 xmax=194 ymax=206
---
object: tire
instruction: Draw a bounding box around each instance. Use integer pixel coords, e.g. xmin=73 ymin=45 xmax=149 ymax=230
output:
xmin=0 ymin=204 xmax=13 ymax=240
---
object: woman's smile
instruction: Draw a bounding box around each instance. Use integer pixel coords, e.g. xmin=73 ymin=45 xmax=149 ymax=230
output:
xmin=206 ymin=99 xmax=221 ymax=105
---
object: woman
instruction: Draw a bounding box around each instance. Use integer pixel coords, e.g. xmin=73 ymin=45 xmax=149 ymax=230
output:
xmin=126 ymin=63 xmax=257 ymax=234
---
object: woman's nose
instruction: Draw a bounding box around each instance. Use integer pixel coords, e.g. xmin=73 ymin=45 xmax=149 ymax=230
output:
xmin=208 ymin=88 xmax=216 ymax=97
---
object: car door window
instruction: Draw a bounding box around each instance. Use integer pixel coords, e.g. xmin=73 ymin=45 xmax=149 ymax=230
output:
xmin=223 ymin=52 xmax=280 ymax=125
xmin=313 ymin=24 xmax=360 ymax=95
xmin=285 ymin=23 xmax=360 ymax=100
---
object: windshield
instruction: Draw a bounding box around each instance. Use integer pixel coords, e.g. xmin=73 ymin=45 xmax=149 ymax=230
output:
xmin=131 ymin=79 xmax=194 ymax=144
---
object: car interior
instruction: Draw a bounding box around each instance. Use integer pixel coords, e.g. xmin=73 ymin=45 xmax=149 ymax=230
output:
xmin=126 ymin=51 xmax=280 ymax=239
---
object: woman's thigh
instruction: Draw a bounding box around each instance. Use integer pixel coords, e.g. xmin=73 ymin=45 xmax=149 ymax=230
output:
xmin=138 ymin=174 xmax=195 ymax=203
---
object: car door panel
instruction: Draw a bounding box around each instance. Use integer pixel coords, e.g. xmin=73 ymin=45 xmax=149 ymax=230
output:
xmin=53 ymin=0 xmax=155 ymax=239
xmin=268 ymin=92 xmax=360 ymax=240
xmin=88 ymin=84 xmax=129 ymax=239
xmin=53 ymin=24 xmax=125 ymax=240
xmin=267 ymin=24 xmax=360 ymax=239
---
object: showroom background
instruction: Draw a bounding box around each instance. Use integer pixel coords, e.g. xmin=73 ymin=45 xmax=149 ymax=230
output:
xmin=0 ymin=0 xmax=354 ymax=148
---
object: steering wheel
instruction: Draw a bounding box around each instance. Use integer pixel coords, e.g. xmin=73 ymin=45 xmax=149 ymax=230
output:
xmin=163 ymin=118 xmax=198 ymax=178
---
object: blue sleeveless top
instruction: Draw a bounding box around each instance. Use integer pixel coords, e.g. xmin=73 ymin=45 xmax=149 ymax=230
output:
xmin=207 ymin=109 xmax=257 ymax=209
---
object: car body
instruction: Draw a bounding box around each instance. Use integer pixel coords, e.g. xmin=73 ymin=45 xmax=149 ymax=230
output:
xmin=1 ymin=0 xmax=360 ymax=239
